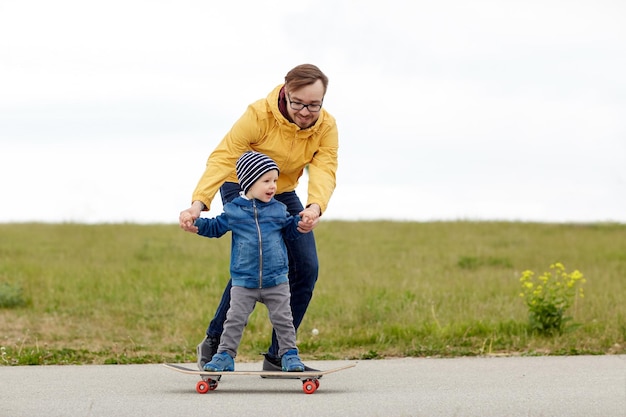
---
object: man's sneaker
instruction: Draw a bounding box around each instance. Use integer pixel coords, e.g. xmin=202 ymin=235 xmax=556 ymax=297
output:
xmin=281 ymin=349 xmax=305 ymax=372
xmin=203 ymin=352 xmax=235 ymax=372
xmin=196 ymin=335 xmax=220 ymax=371
xmin=262 ymin=353 xmax=321 ymax=374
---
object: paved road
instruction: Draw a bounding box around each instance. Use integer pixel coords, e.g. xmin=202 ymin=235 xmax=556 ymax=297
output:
xmin=1 ymin=356 xmax=625 ymax=417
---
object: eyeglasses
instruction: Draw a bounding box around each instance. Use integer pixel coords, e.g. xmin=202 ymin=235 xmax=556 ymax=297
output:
xmin=287 ymin=94 xmax=323 ymax=113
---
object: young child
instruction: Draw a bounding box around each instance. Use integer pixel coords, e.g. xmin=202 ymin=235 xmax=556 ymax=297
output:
xmin=194 ymin=151 xmax=305 ymax=372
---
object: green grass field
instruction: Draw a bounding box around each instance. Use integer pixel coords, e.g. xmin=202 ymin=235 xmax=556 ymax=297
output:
xmin=1 ymin=221 xmax=624 ymax=365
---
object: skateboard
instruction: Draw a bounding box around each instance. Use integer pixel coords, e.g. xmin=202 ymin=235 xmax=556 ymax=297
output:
xmin=163 ymin=362 xmax=356 ymax=394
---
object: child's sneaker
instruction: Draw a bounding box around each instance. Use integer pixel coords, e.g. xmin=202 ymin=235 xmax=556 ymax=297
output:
xmin=281 ymin=349 xmax=304 ymax=372
xmin=203 ymin=352 xmax=235 ymax=372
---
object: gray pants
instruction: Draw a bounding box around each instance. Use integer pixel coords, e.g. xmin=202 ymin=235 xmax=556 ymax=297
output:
xmin=217 ymin=282 xmax=297 ymax=358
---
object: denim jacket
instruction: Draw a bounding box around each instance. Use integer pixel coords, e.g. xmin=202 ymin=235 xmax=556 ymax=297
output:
xmin=194 ymin=196 xmax=302 ymax=289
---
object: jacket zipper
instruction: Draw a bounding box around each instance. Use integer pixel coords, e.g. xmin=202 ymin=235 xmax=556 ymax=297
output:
xmin=253 ymin=200 xmax=263 ymax=288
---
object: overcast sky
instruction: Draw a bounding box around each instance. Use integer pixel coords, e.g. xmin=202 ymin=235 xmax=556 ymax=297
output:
xmin=1 ymin=0 xmax=625 ymax=224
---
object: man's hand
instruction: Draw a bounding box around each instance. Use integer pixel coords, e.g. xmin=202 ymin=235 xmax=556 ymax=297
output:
xmin=179 ymin=201 xmax=204 ymax=233
xmin=298 ymin=204 xmax=321 ymax=233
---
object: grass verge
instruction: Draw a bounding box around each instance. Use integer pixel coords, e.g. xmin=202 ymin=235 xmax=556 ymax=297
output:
xmin=1 ymin=221 xmax=624 ymax=365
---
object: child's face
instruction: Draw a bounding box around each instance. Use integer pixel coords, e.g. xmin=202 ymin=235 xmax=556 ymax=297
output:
xmin=246 ymin=170 xmax=278 ymax=202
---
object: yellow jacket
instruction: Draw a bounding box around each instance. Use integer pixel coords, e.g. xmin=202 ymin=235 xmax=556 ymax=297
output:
xmin=192 ymin=84 xmax=339 ymax=214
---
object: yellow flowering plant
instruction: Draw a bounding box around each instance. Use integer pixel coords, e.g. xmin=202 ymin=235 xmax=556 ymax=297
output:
xmin=519 ymin=262 xmax=586 ymax=335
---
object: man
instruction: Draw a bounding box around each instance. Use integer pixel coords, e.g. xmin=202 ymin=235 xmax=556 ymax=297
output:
xmin=179 ymin=64 xmax=338 ymax=371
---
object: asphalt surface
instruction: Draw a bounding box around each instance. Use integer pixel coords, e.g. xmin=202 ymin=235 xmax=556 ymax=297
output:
xmin=1 ymin=356 xmax=625 ymax=417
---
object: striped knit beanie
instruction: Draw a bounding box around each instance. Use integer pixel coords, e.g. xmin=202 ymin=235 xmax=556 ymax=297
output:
xmin=236 ymin=151 xmax=279 ymax=194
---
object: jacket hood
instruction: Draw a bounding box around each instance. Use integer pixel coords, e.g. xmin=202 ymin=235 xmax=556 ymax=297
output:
xmin=230 ymin=195 xmax=279 ymax=209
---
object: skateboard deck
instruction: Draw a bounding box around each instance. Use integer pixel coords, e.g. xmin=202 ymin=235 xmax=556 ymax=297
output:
xmin=163 ymin=362 xmax=356 ymax=394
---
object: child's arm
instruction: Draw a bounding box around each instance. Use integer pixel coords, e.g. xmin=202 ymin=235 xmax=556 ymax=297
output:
xmin=194 ymin=213 xmax=230 ymax=238
xmin=282 ymin=214 xmax=304 ymax=241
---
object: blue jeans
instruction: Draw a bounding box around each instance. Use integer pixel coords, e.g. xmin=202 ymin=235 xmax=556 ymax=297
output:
xmin=206 ymin=182 xmax=319 ymax=357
